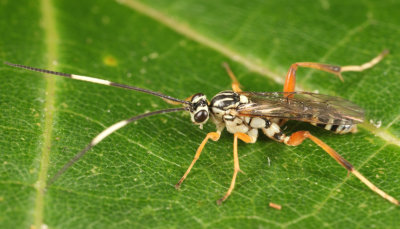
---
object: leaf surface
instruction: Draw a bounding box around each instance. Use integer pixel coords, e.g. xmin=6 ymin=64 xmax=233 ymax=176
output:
xmin=1 ymin=0 xmax=400 ymax=228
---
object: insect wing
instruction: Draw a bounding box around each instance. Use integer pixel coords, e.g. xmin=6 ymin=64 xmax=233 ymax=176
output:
xmin=237 ymin=92 xmax=364 ymax=125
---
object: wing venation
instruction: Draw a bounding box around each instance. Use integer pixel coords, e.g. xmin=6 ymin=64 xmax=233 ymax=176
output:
xmin=237 ymin=92 xmax=364 ymax=125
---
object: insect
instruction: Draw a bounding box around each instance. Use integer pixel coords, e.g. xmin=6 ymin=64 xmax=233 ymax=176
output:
xmin=4 ymin=50 xmax=399 ymax=206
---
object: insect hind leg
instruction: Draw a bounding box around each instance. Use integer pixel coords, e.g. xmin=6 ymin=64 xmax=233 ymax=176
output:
xmin=283 ymin=50 xmax=388 ymax=94
xmin=284 ymin=130 xmax=399 ymax=205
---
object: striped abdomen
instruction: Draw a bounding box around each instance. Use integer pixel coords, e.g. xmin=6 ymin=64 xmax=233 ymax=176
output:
xmin=311 ymin=118 xmax=357 ymax=134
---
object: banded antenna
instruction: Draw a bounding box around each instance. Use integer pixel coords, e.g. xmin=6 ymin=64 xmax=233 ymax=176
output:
xmin=48 ymin=107 xmax=186 ymax=186
xmin=4 ymin=62 xmax=190 ymax=105
xmin=4 ymin=61 xmax=189 ymax=185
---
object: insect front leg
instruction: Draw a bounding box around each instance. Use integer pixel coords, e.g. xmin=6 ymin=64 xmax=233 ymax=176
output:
xmin=222 ymin=62 xmax=243 ymax=92
xmin=284 ymin=130 xmax=399 ymax=206
xmin=217 ymin=132 xmax=256 ymax=205
xmin=283 ymin=50 xmax=388 ymax=94
xmin=175 ymin=131 xmax=221 ymax=189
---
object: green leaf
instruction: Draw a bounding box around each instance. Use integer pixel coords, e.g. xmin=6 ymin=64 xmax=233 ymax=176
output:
xmin=1 ymin=0 xmax=400 ymax=228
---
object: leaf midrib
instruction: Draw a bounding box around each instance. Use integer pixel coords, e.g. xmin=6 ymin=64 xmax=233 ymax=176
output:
xmin=34 ymin=0 xmax=58 ymax=228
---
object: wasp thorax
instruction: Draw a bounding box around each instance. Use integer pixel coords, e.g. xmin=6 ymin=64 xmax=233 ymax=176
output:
xmin=189 ymin=93 xmax=209 ymax=127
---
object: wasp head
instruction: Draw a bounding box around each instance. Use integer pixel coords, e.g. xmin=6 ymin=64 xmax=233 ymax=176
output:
xmin=188 ymin=93 xmax=209 ymax=128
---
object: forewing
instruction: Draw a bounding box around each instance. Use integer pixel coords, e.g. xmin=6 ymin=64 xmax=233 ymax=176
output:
xmin=237 ymin=92 xmax=364 ymax=125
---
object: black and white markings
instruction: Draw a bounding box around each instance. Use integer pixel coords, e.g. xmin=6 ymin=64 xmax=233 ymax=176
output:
xmin=5 ymin=62 xmax=188 ymax=105
xmin=71 ymin=73 xmax=112 ymax=86
xmin=6 ymin=55 xmax=399 ymax=206
xmin=189 ymin=93 xmax=210 ymax=127
xmin=311 ymin=117 xmax=356 ymax=134
xmin=209 ymin=91 xmax=287 ymax=143
xmin=249 ymin=117 xmax=271 ymax=129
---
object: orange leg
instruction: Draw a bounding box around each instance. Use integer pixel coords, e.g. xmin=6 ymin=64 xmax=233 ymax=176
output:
xmin=175 ymin=132 xmax=220 ymax=189
xmin=223 ymin=62 xmax=242 ymax=92
xmin=217 ymin=132 xmax=252 ymax=205
xmin=286 ymin=130 xmax=399 ymax=206
xmin=283 ymin=50 xmax=388 ymax=94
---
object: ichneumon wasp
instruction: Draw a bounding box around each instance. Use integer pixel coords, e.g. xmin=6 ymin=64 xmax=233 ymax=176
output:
xmin=5 ymin=50 xmax=398 ymax=205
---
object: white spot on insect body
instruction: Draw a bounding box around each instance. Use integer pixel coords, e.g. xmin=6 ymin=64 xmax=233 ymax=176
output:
xmin=250 ymin=117 xmax=266 ymax=128
xmin=264 ymin=123 xmax=281 ymax=137
xmin=211 ymin=107 xmax=224 ymax=116
xmin=239 ymin=95 xmax=248 ymax=104
xmin=246 ymin=128 xmax=258 ymax=143
xmin=223 ymin=115 xmax=235 ymax=121
xmin=324 ymin=118 xmax=335 ymax=131
xmin=225 ymin=117 xmax=249 ymax=134
xmin=324 ymin=124 xmax=332 ymax=130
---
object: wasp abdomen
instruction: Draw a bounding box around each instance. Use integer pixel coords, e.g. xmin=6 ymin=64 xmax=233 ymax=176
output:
xmin=311 ymin=118 xmax=356 ymax=134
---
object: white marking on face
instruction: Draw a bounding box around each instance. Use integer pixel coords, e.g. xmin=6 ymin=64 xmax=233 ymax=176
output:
xmin=72 ymin=74 xmax=111 ymax=85
xmin=192 ymin=94 xmax=206 ymax=103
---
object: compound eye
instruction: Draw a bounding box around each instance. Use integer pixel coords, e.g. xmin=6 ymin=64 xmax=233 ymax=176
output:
xmin=194 ymin=110 xmax=208 ymax=123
